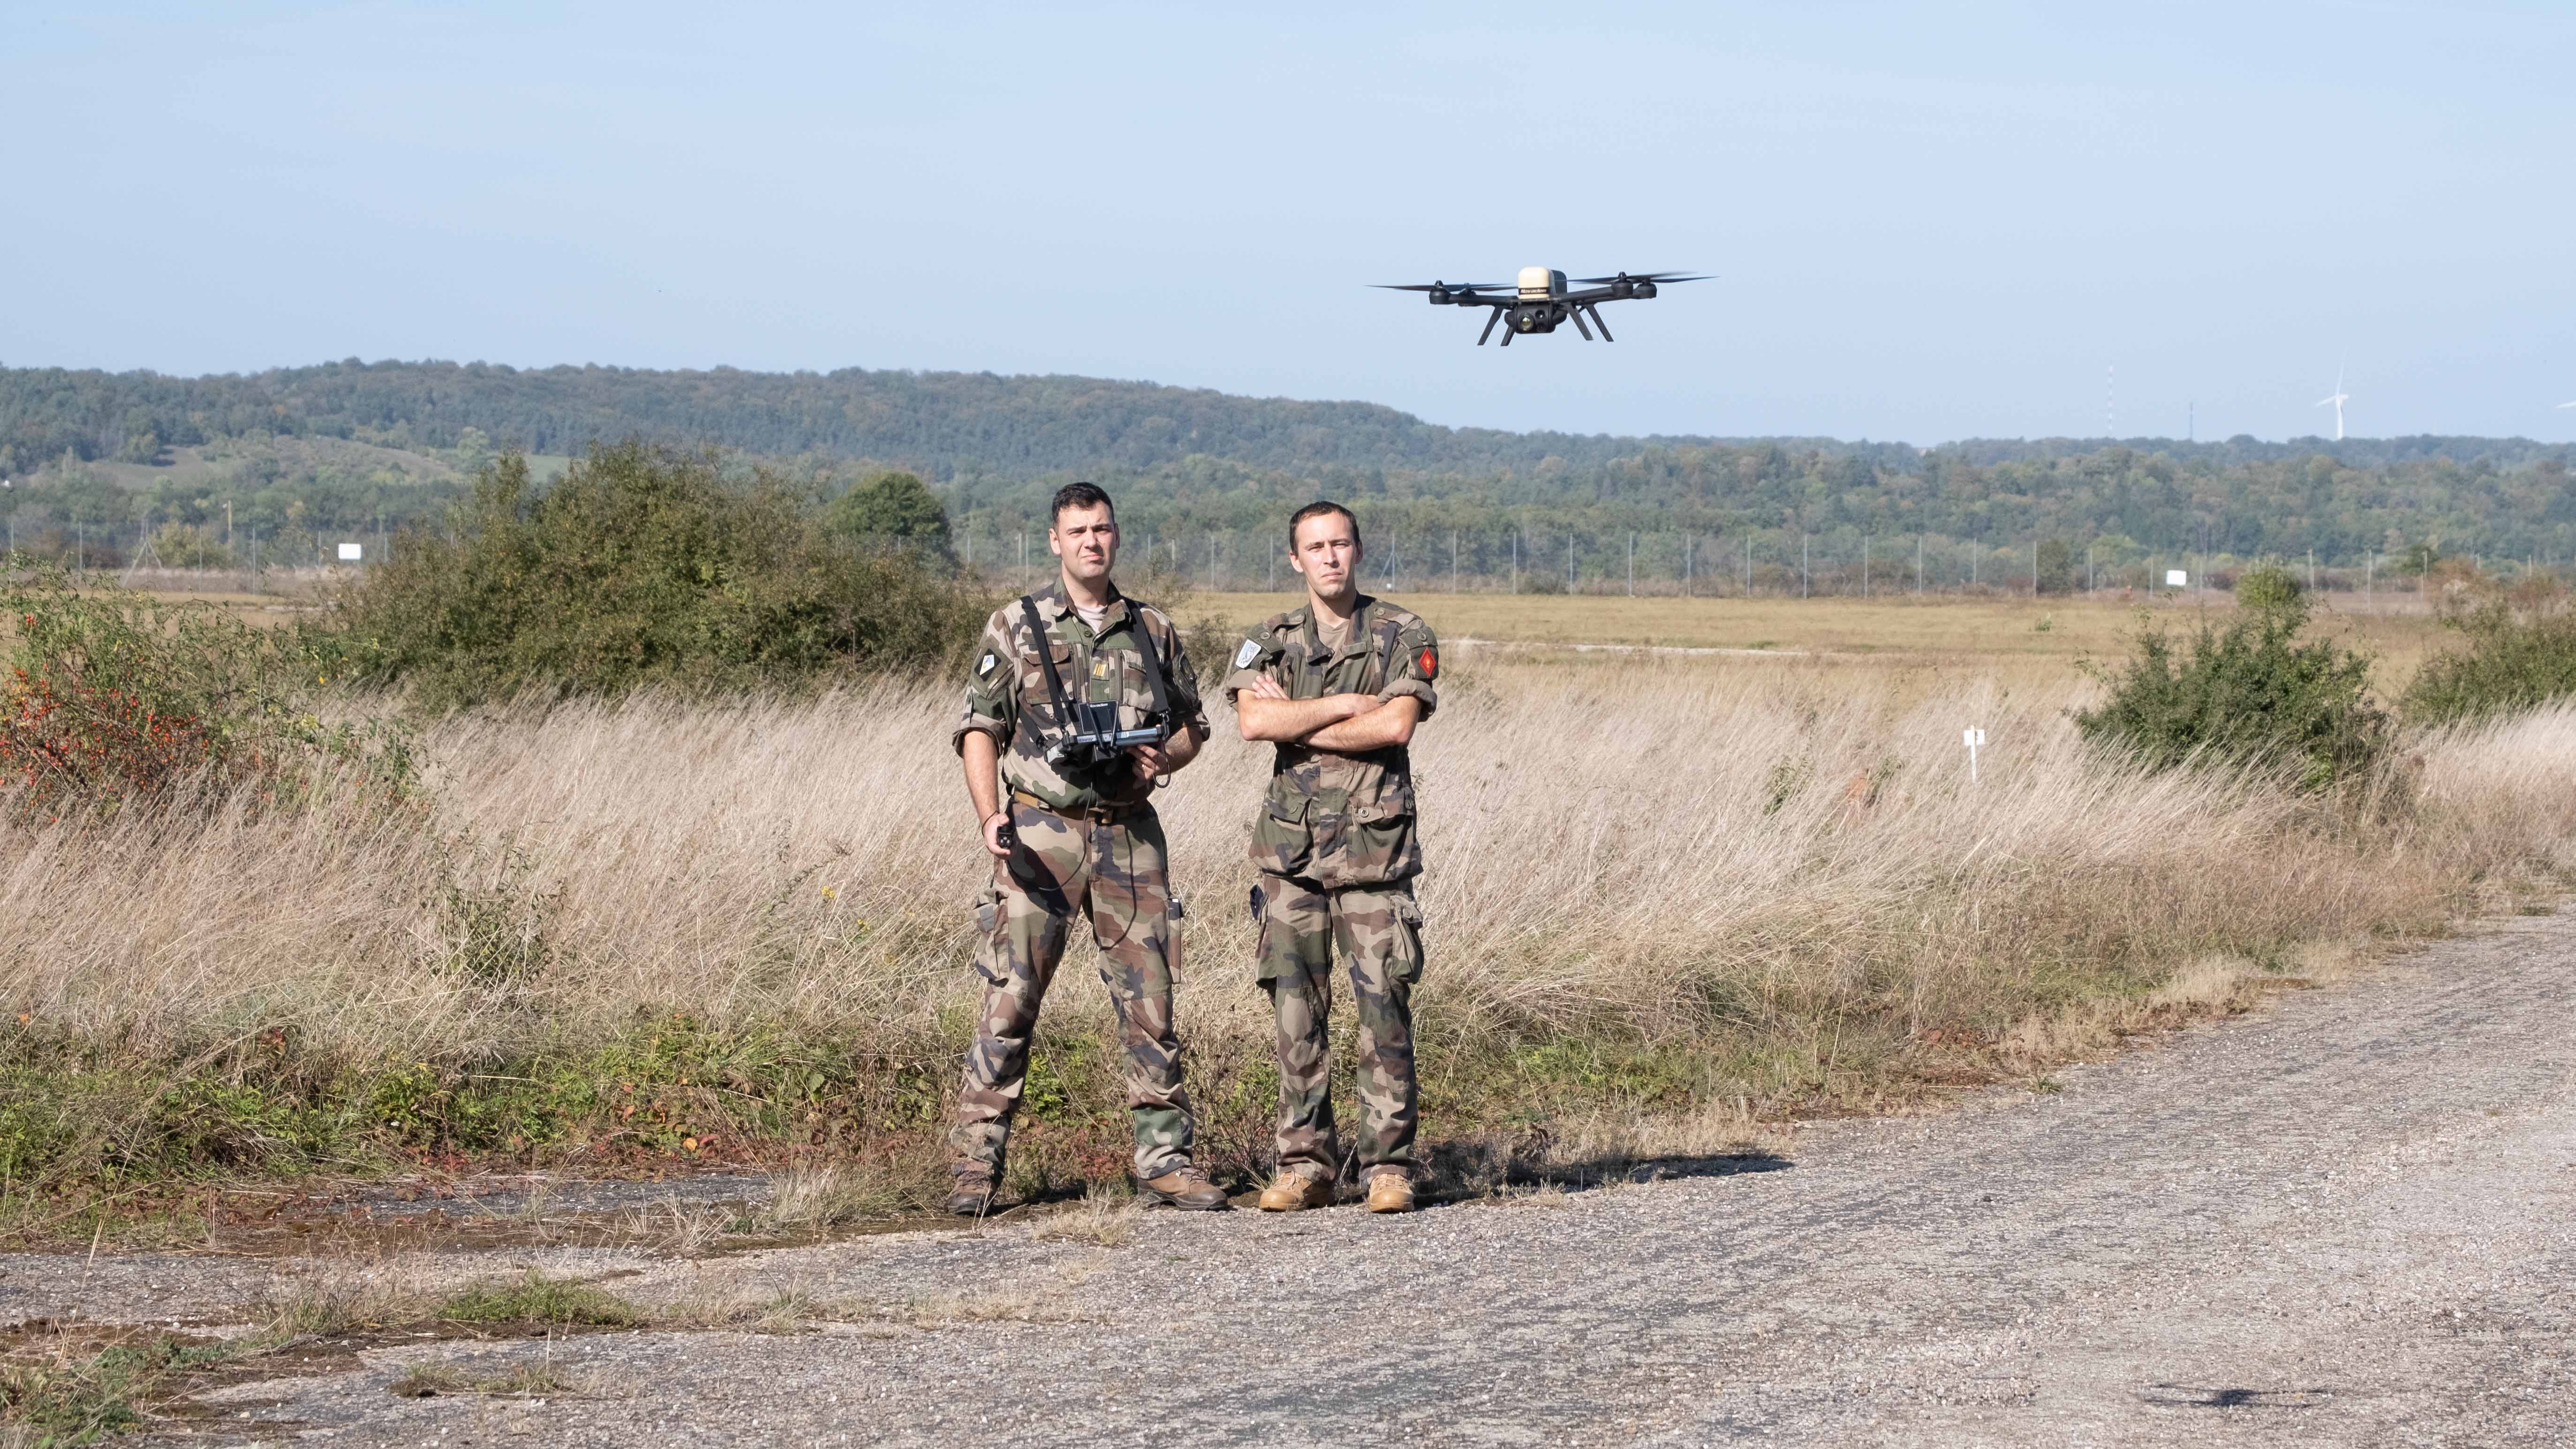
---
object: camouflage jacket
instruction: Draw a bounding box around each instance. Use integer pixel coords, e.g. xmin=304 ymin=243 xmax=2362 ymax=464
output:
xmin=1221 ymin=596 xmax=1438 ymax=888
xmin=952 ymin=580 xmax=1207 ymax=813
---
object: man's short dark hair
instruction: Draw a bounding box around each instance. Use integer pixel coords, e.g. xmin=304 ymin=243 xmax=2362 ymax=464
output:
xmin=1287 ymin=500 xmax=1360 ymax=552
xmin=1050 ymin=481 xmax=1114 ymax=525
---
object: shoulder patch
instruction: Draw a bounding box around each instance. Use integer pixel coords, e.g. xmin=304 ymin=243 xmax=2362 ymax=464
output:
xmin=1232 ymin=638 xmax=1262 ymax=670
xmin=976 ymin=651 xmax=999 ymax=678
xmin=1416 ymin=644 xmax=1439 ymax=680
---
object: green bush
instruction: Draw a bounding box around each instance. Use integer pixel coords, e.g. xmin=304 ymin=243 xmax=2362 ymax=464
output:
xmin=2036 ymin=538 xmax=2076 ymax=595
xmin=2234 ymin=561 xmax=2302 ymax=611
xmin=823 ymin=469 xmax=952 ymax=562
xmin=311 ymin=443 xmax=990 ymax=708
xmin=0 ymin=559 xmax=414 ymax=820
xmin=2402 ymin=595 xmax=2576 ymax=725
xmin=2075 ymin=592 xmax=2389 ymax=788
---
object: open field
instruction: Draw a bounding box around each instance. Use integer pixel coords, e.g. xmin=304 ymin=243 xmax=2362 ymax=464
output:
xmin=2 ymin=636 xmax=2571 ymax=1237
xmin=1182 ymin=588 xmax=2455 ymax=684
xmin=81 ymin=577 xmax=2462 ymax=691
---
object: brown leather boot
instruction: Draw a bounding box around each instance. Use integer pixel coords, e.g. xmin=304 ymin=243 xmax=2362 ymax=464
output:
xmin=1257 ymin=1170 xmax=1336 ymax=1212
xmin=1364 ymin=1173 xmax=1415 ymax=1214
xmin=945 ymin=1167 xmax=997 ymax=1218
xmin=1136 ymin=1163 xmax=1229 ymax=1211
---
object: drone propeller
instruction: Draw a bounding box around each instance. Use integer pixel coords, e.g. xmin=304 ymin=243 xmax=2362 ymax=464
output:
xmin=1374 ymin=281 xmax=1506 ymax=293
xmin=1570 ymin=271 xmax=1712 ymax=285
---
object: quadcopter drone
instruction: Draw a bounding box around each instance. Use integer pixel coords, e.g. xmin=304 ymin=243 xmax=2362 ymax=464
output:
xmin=1374 ymin=267 xmax=1709 ymax=345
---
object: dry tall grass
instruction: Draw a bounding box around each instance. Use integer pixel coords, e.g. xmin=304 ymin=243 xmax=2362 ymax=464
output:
xmin=5 ymin=650 xmax=2572 ymax=1190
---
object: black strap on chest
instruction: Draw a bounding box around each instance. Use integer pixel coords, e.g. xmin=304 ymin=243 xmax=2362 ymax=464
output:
xmin=1129 ymin=606 xmax=1174 ymax=720
xmin=1018 ymin=594 xmax=1173 ymax=723
xmin=1020 ymin=596 xmax=1075 ymax=724
xmin=1371 ymin=617 xmax=1401 ymax=694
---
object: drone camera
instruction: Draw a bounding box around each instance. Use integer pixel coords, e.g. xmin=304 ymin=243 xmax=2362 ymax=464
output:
xmin=1377 ymin=267 xmax=1704 ymax=345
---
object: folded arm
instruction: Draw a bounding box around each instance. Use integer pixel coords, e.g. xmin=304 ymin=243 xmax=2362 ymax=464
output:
xmin=1303 ymin=694 xmax=1419 ymax=752
xmin=1235 ymin=682 xmax=1375 ymax=742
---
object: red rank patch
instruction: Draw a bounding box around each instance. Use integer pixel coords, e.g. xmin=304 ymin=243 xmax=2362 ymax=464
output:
xmin=1417 ymin=646 xmax=1438 ymax=680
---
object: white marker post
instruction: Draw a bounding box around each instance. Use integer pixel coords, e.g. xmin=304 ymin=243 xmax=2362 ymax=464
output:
xmin=1964 ymin=727 xmax=1987 ymax=783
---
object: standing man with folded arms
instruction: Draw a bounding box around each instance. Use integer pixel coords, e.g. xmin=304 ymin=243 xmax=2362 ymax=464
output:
xmin=1224 ymin=501 xmax=1440 ymax=1215
xmin=947 ymin=481 xmax=1227 ymax=1215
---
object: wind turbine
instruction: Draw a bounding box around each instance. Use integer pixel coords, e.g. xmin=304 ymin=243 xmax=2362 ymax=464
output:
xmin=2316 ymin=357 xmax=2350 ymax=441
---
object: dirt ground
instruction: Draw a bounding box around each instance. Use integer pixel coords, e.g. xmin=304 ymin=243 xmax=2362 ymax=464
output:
xmin=6 ymin=908 xmax=2565 ymax=1446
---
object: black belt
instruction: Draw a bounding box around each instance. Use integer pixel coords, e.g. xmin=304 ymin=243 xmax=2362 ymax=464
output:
xmin=1012 ymin=789 xmax=1145 ymax=824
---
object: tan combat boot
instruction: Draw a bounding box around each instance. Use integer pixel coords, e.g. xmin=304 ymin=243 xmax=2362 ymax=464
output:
xmin=945 ymin=1167 xmax=997 ymax=1218
xmin=1136 ymin=1163 xmax=1230 ymax=1211
xmin=1257 ymin=1170 xmax=1336 ymax=1212
xmin=1364 ymin=1172 xmax=1415 ymax=1214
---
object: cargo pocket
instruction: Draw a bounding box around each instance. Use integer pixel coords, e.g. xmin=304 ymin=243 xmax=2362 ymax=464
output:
xmin=1020 ymin=643 xmax=1075 ymax=724
xmin=969 ymin=883 xmax=1008 ymax=986
xmin=1251 ymin=793 xmax=1314 ymax=878
xmin=1388 ymin=896 xmax=1426 ymax=985
xmin=1348 ymin=787 xmax=1420 ymax=887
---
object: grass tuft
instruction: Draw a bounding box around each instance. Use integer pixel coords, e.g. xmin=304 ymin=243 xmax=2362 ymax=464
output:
xmin=0 ymin=1334 xmax=235 ymax=1441
xmin=1028 ymin=1185 xmax=1140 ymax=1247
xmin=436 ymin=1273 xmax=642 ymax=1329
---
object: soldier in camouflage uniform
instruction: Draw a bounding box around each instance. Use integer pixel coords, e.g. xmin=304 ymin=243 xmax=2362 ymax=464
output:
xmin=947 ymin=482 xmax=1227 ymax=1215
xmin=1225 ymin=500 xmax=1439 ymax=1215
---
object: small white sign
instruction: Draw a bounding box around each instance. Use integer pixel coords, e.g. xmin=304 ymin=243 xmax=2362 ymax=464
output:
xmin=2165 ymin=569 xmax=2187 ymax=587
xmin=1963 ymin=726 xmax=1987 ymax=783
xmin=338 ymin=543 xmax=364 ymax=561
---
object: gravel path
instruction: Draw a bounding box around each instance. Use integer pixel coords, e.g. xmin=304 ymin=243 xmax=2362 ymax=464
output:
xmin=23 ymin=913 xmax=2575 ymax=1446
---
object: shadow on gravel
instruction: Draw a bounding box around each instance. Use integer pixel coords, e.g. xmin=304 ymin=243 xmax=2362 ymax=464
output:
xmin=2139 ymin=1384 xmax=2332 ymax=1410
xmin=1420 ymin=1140 xmax=1793 ymax=1205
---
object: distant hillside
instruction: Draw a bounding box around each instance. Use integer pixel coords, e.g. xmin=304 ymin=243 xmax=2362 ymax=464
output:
xmin=2 ymin=361 xmax=2571 ymax=583
xmin=0 ymin=360 xmax=1709 ymax=478
xmin=5 ymin=360 xmax=2562 ymax=481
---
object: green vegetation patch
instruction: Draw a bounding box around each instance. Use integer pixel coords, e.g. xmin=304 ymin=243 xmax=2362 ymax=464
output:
xmin=0 ymin=1334 xmax=236 ymax=1444
xmin=2076 ymin=570 xmax=2389 ymax=788
xmin=0 ymin=561 xmax=416 ymax=821
xmin=310 ymin=442 xmax=990 ymax=709
xmin=2404 ymin=590 xmax=2576 ymax=724
xmin=437 ymin=1273 xmax=642 ymax=1328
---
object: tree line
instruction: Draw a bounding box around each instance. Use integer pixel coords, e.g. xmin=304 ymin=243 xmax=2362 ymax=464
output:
xmin=3 ymin=361 xmax=2571 ymax=567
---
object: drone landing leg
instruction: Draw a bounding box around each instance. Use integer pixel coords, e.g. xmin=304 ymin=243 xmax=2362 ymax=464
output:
xmin=1586 ymin=305 xmax=1613 ymax=342
xmin=1477 ymin=307 xmax=1503 ymax=346
xmin=1569 ymin=307 xmax=1594 ymax=341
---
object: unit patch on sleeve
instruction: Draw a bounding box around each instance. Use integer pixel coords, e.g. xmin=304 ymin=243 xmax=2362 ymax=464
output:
xmin=976 ymin=652 xmax=998 ymax=678
xmin=1417 ymin=645 xmax=1438 ymax=680
xmin=1233 ymin=639 xmax=1261 ymax=669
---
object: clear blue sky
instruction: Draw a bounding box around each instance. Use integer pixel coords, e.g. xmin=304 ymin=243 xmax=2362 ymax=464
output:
xmin=7 ymin=2 xmax=2572 ymax=444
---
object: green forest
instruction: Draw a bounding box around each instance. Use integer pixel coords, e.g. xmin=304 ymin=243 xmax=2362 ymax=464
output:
xmin=3 ymin=360 xmax=2570 ymax=589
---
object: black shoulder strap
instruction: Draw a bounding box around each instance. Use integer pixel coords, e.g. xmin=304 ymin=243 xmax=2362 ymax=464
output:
xmin=1020 ymin=596 xmax=1074 ymax=724
xmin=1127 ymin=605 xmax=1174 ymax=720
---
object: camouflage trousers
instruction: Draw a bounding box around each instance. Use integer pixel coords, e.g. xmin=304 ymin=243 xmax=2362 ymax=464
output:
xmin=1254 ymin=873 xmax=1423 ymax=1183
xmin=950 ymin=799 xmax=1195 ymax=1182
